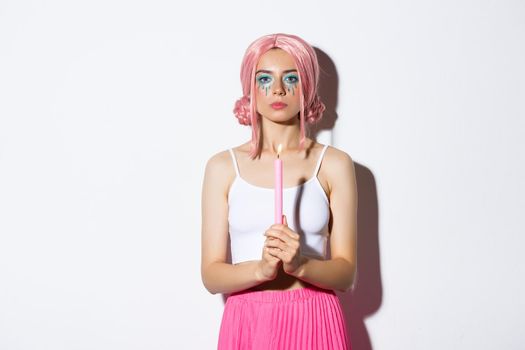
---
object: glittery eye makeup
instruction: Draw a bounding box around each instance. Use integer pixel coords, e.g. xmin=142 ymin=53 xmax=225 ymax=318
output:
xmin=256 ymin=74 xmax=274 ymax=96
xmin=255 ymin=71 xmax=300 ymax=96
xmin=283 ymin=73 xmax=299 ymax=95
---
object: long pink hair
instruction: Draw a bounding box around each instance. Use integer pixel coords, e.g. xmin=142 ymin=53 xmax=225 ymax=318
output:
xmin=233 ymin=33 xmax=326 ymax=159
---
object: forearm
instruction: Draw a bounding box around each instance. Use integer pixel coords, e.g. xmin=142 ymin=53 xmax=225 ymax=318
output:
xmin=295 ymin=257 xmax=356 ymax=293
xmin=202 ymin=261 xmax=263 ymax=295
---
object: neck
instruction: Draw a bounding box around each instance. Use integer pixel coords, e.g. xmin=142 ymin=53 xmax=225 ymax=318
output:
xmin=260 ymin=116 xmax=303 ymax=154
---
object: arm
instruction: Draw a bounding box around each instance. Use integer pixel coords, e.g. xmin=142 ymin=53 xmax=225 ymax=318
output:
xmin=200 ymin=151 xmax=266 ymax=295
xmin=293 ymin=150 xmax=358 ymax=293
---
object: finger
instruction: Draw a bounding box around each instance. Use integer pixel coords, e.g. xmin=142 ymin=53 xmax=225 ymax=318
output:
xmin=264 ymin=247 xmax=277 ymax=260
xmin=268 ymin=228 xmax=299 ymax=243
xmin=267 ymin=247 xmax=284 ymax=260
xmin=268 ymin=251 xmax=281 ymax=264
xmin=269 ymin=223 xmax=299 ymax=241
xmin=265 ymin=238 xmax=285 ymax=250
xmin=263 ymin=247 xmax=274 ymax=259
xmin=282 ymin=227 xmax=300 ymax=241
xmin=265 ymin=229 xmax=293 ymax=245
xmin=283 ymin=215 xmax=288 ymax=226
xmin=264 ymin=246 xmax=275 ymax=259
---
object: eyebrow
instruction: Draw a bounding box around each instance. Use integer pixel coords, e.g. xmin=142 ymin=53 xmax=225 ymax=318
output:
xmin=255 ymin=69 xmax=298 ymax=74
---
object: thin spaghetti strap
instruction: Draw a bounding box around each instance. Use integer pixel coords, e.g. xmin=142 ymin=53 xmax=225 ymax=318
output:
xmin=228 ymin=149 xmax=240 ymax=177
xmin=313 ymin=144 xmax=329 ymax=177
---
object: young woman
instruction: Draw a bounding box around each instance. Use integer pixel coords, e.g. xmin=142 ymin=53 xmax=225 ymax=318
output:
xmin=201 ymin=33 xmax=357 ymax=350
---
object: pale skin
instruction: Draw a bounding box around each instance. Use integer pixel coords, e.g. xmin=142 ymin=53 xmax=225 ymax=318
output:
xmin=201 ymin=48 xmax=358 ymax=294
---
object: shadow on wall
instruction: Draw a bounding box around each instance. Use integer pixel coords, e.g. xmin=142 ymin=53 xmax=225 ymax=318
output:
xmin=219 ymin=47 xmax=382 ymax=350
xmin=315 ymin=47 xmax=381 ymax=350
xmin=336 ymin=162 xmax=380 ymax=350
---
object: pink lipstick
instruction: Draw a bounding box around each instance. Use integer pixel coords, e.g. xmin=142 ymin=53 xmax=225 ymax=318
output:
xmin=271 ymin=102 xmax=287 ymax=110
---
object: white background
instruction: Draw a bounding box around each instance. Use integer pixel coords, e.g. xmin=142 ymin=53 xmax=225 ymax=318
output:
xmin=1 ymin=1 xmax=524 ymax=349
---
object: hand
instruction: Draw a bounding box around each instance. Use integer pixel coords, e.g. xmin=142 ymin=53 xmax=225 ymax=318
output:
xmin=264 ymin=215 xmax=305 ymax=276
xmin=255 ymin=230 xmax=283 ymax=283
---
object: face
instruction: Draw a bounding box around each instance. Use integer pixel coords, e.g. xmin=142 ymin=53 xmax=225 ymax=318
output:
xmin=254 ymin=48 xmax=301 ymax=124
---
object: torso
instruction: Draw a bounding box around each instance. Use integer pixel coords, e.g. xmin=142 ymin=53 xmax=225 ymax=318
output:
xmin=227 ymin=138 xmax=331 ymax=291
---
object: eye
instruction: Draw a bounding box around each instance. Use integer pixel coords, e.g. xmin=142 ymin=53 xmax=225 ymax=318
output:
xmin=284 ymin=75 xmax=299 ymax=84
xmin=257 ymin=75 xmax=272 ymax=84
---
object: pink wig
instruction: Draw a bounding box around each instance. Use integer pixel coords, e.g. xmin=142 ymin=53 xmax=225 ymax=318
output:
xmin=233 ymin=33 xmax=326 ymax=159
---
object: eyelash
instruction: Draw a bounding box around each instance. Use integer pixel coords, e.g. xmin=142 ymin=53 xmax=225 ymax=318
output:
xmin=284 ymin=75 xmax=299 ymax=84
xmin=257 ymin=76 xmax=272 ymax=84
xmin=256 ymin=75 xmax=299 ymax=84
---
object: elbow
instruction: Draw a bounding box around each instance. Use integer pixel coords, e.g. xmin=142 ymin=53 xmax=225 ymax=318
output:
xmin=337 ymin=278 xmax=355 ymax=293
xmin=341 ymin=280 xmax=356 ymax=293
xmin=340 ymin=262 xmax=357 ymax=293
xmin=201 ymin=262 xmax=222 ymax=295
xmin=201 ymin=265 xmax=216 ymax=295
xmin=206 ymin=287 xmax=220 ymax=295
xmin=346 ymin=269 xmax=357 ymax=292
xmin=202 ymin=279 xmax=218 ymax=295
xmin=202 ymin=278 xmax=222 ymax=295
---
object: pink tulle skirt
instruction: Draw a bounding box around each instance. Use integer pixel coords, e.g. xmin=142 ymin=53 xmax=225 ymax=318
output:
xmin=217 ymin=284 xmax=351 ymax=349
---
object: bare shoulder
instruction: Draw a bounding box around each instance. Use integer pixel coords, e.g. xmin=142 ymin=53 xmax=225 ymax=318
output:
xmin=205 ymin=149 xmax=232 ymax=173
xmin=321 ymin=145 xmax=356 ymax=193
xmin=203 ymin=149 xmax=236 ymax=195
xmin=324 ymin=145 xmax=354 ymax=167
xmin=205 ymin=141 xmax=251 ymax=172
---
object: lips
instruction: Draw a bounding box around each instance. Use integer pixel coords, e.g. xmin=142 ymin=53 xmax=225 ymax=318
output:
xmin=271 ymin=102 xmax=288 ymax=110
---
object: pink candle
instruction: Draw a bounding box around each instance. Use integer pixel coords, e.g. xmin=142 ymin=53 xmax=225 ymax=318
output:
xmin=274 ymin=144 xmax=283 ymax=224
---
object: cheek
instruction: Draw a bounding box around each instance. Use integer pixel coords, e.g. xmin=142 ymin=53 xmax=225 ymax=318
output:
xmin=290 ymin=86 xmax=301 ymax=104
xmin=284 ymin=82 xmax=298 ymax=94
xmin=256 ymin=83 xmax=272 ymax=98
xmin=254 ymin=93 xmax=268 ymax=113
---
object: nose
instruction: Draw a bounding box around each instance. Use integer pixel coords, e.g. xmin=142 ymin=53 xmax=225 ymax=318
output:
xmin=272 ymin=78 xmax=286 ymax=96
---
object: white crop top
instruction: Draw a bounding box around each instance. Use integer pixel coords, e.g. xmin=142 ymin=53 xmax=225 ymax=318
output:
xmin=228 ymin=144 xmax=330 ymax=264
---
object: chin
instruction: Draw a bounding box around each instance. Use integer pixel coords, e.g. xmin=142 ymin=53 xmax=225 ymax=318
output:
xmin=260 ymin=109 xmax=300 ymax=121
